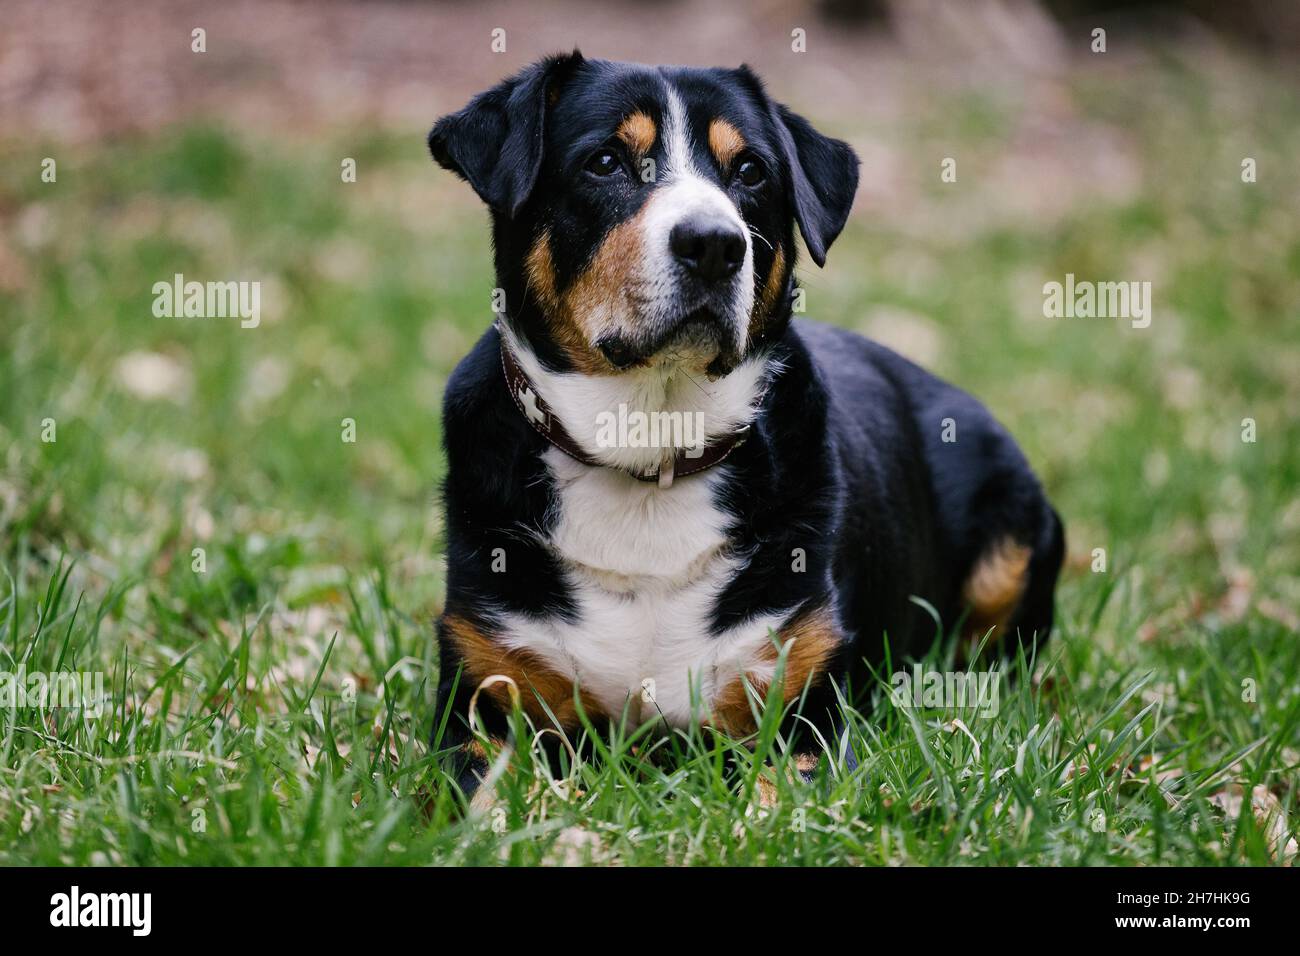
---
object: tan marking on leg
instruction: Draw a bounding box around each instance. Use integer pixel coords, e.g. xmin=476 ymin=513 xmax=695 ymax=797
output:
xmin=748 ymin=243 xmax=785 ymax=342
xmin=469 ymin=786 xmax=499 ymax=815
xmin=963 ymin=537 xmax=1032 ymax=639
xmin=442 ymin=613 xmax=599 ymax=728
xmin=616 ymin=111 xmax=657 ymax=158
xmin=708 ymin=117 xmax=746 ymax=170
xmin=462 ymin=737 xmax=509 ymax=768
xmin=754 ymin=771 xmax=781 ymax=809
xmin=710 ymin=674 xmax=757 ymax=739
xmin=751 ymin=756 xmax=815 ymax=812
xmin=711 ymin=605 xmax=841 ymax=737
xmin=780 ymin=605 xmax=842 ymax=693
xmin=443 ymin=735 xmax=506 ymax=816
xmin=795 ymin=752 xmax=820 ymax=775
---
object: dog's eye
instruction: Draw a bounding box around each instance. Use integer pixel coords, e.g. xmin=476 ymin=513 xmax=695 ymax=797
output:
xmin=735 ymin=157 xmax=765 ymax=187
xmin=585 ymin=149 xmax=622 ymax=177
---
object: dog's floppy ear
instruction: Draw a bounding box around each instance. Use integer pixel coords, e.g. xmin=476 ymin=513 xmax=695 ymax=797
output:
xmin=771 ymin=102 xmax=859 ymax=268
xmin=429 ymin=51 xmax=583 ymax=217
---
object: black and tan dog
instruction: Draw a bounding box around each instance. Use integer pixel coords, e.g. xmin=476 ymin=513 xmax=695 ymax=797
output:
xmin=429 ymin=52 xmax=1064 ymax=794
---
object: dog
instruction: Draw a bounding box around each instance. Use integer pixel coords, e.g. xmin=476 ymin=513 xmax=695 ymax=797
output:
xmin=428 ymin=52 xmax=1065 ymax=796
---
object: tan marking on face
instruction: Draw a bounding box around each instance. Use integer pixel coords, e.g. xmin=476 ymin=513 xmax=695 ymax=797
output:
xmin=526 ymin=230 xmax=604 ymax=375
xmin=526 ymin=207 xmax=656 ymax=376
xmin=708 ymin=117 xmax=746 ymax=170
xmin=442 ymin=613 xmax=600 ymax=728
xmin=749 ymin=242 xmax=786 ymax=342
xmin=710 ymin=604 xmax=841 ymax=737
xmin=526 ymin=230 xmax=559 ymax=304
xmin=962 ymin=537 xmax=1032 ymax=640
xmin=616 ymin=111 xmax=657 ymax=157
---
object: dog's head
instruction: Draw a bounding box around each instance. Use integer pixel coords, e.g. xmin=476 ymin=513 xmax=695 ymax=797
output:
xmin=430 ymin=52 xmax=858 ymax=378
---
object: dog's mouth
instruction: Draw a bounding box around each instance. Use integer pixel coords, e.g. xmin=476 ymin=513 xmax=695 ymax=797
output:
xmin=596 ymin=306 xmax=741 ymax=377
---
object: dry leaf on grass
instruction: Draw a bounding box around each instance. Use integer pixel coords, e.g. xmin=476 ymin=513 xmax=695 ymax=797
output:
xmin=113 ymin=351 xmax=192 ymax=403
xmin=1135 ymin=753 xmax=1183 ymax=784
xmin=1063 ymin=747 xmax=1182 ymax=788
xmin=1256 ymin=598 xmax=1300 ymax=632
xmin=543 ymin=825 xmax=611 ymax=867
xmin=1209 ymin=784 xmax=1298 ymax=865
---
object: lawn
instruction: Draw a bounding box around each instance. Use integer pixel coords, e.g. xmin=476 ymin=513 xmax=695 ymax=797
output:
xmin=1 ymin=53 xmax=1298 ymax=865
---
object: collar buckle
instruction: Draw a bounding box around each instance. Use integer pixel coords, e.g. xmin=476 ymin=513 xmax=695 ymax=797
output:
xmin=656 ymin=453 xmax=676 ymax=489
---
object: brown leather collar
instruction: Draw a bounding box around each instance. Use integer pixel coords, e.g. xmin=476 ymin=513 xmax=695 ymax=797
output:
xmin=497 ymin=325 xmax=750 ymax=488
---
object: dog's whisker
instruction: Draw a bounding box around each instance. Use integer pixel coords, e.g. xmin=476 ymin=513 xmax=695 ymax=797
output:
xmin=677 ymin=367 xmax=712 ymax=399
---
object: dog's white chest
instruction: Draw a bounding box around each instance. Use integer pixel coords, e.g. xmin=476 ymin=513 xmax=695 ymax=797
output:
xmin=495 ymin=450 xmax=782 ymax=727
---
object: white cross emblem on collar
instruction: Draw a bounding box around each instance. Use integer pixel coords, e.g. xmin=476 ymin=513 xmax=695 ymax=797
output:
xmin=518 ymin=385 xmax=546 ymax=426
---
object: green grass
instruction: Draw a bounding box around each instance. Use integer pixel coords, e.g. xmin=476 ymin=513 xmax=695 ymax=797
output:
xmin=2 ymin=57 xmax=1299 ymax=865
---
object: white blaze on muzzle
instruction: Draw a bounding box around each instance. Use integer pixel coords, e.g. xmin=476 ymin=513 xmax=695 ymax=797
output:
xmin=629 ymin=86 xmax=754 ymax=355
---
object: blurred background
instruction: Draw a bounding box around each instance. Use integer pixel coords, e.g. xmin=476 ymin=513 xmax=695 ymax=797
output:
xmin=2 ymin=0 xmax=1298 ymax=672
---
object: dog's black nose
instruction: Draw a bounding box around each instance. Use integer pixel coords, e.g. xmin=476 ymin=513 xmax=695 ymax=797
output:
xmin=669 ymin=217 xmax=746 ymax=282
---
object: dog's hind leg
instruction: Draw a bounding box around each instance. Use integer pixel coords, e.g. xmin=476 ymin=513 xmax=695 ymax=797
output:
xmin=961 ymin=501 xmax=1065 ymax=664
xmin=1004 ymin=504 xmax=1065 ymax=656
